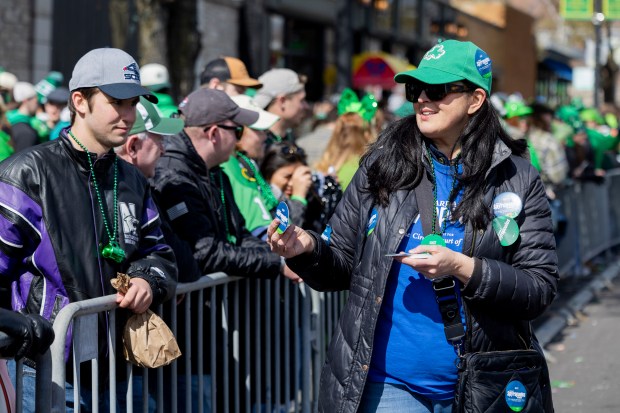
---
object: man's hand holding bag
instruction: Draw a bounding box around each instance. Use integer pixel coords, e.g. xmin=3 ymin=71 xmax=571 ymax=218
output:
xmin=111 ymin=273 xmax=181 ymax=368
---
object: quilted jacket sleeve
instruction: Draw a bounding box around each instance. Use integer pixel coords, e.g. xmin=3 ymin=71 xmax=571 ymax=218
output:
xmin=462 ymin=162 xmax=559 ymax=320
xmin=287 ymin=161 xmax=368 ymax=291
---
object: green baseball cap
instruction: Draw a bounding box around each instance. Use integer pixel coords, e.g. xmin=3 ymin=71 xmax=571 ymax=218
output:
xmin=504 ymin=101 xmax=532 ymax=119
xmin=579 ymin=108 xmax=604 ymax=125
xmin=130 ymin=96 xmax=184 ymax=135
xmin=394 ymin=39 xmax=493 ymax=95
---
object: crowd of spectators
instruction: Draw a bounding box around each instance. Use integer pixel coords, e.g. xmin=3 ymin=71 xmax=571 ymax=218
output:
xmin=1 ymin=52 xmax=619 ymax=411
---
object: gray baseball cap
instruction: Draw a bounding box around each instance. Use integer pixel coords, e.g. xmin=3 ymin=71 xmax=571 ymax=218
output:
xmin=253 ymin=68 xmax=306 ymax=109
xmin=178 ymin=88 xmax=259 ymax=127
xmin=69 ymin=48 xmax=157 ymax=103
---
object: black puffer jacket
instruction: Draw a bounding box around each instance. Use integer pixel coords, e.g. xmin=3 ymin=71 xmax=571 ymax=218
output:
xmin=153 ymin=131 xmax=281 ymax=278
xmin=287 ymin=139 xmax=559 ymax=413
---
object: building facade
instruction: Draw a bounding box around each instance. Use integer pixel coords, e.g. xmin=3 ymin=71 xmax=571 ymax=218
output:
xmin=1 ymin=0 xmax=546 ymax=103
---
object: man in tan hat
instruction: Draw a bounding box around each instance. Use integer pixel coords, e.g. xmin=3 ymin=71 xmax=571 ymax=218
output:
xmin=199 ymin=56 xmax=262 ymax=96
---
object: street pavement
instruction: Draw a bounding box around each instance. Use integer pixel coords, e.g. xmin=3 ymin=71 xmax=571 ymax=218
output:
xmin=535 ymin=262 xmax=620 ymax=412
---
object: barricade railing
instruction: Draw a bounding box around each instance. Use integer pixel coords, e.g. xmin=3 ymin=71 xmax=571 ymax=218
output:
xmin=4 ymin=170 xmax=620 ymax=412
xmin=5 ymin=271 xmax=346 ymax=412
xmin=555 ymin=170 xmax=620 ymax=277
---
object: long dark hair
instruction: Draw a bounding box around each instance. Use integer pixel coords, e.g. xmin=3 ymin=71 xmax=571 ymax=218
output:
xmin=363 ymin=98 xmax=527 ymax=229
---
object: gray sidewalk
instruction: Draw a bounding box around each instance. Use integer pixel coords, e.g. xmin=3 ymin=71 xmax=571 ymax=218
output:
xmin=533 ymin=257 xmax=620 ymax=347
xmin=546 ymin=266 xmax=620 ymax=413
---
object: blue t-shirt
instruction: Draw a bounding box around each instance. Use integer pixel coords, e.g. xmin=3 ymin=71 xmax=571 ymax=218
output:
xmin=368 ymin=158 xmax=465 ymax=400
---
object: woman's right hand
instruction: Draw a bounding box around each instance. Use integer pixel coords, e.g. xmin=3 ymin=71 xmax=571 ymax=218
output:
xmin=290 ymin=165 xmax=313 ymax=198
xmin=266 ymin=219 xmax=315 ymax=258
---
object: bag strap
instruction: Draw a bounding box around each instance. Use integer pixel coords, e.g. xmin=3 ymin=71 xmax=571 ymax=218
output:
xmin=413 ymin=169 xmax=465 ymax=351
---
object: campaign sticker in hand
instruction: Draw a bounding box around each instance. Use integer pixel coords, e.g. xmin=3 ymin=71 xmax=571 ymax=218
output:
xmin=421 ymin=234 xmax=446 ymax=247
xmin=492 ymin=192 xmax=522 ymax=219
xmin=492 ymin=215 xmax=519 ymax=246
xmin=505 ymin=380 xmax=527 ymax=412
xmin=276 ymin=201 xmax=290 ymax=234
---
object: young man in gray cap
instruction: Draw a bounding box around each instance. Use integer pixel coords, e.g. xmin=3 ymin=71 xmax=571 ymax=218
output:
xmin=253 ymin=68 xmax=308 ymax=144
xmin=0 ymin=47 xmax=177 ymax=412
xmin=154 ymin=88 xmax=300 ymax=282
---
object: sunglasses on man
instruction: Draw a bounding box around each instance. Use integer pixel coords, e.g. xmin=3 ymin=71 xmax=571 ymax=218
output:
xmin=204 ymin=124 xmax=244 ymax=140
xmin=405 ymin=82 xmax=474 ymax=103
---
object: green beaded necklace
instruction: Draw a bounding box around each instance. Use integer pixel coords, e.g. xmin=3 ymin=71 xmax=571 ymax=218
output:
xmin=236 ymin=151 xmax=278 ymax=210
xmin=211 ymin=168 xmax=237 ymax=244
xmin=69 ymin=131 xmax=125 ymax=263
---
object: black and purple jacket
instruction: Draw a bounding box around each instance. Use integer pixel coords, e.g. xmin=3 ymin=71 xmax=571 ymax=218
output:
xmin=0 ymin=131 xmax=177 ymax=336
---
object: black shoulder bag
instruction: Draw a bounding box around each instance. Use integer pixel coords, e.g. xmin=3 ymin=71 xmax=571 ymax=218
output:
xmin=414 ymin=170 xmax=553 ymax=413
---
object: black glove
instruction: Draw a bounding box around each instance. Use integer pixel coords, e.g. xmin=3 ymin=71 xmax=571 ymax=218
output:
xmin=0 ymin=309 xmax=55 ymax=360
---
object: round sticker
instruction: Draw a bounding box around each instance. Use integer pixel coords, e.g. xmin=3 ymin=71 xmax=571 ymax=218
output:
xmin=492 ymin=216 xmax=519 ymax=246
xmin=505 ymin=380 xmax=527 ymax=412
xmin=475 ymin=48 xmax=492 ymax=79
xmin=276 ymin=201 xmax=290 ymax=234
xmin=492 ymin=192 xmax=523 ymax=218
xmin=421 ymin=234 xmax=446 ymax=247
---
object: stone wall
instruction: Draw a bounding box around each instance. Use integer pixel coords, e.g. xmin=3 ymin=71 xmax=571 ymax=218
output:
xmin=194 ymin=0 xmax=243 ymax=88
xmin=0 ymin=0 xmax=34 ymax=81
xmin=0 ymin=0 xmax=53 ymax=84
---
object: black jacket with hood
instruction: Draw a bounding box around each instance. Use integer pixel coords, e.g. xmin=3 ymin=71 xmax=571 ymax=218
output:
xmin=153 ymin=131 xmax=282 ymax=278
xmin=287 ymin=139 xmax=559 ymax=413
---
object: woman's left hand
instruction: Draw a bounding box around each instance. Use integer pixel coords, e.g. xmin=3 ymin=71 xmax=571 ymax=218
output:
xmin=394 ymin=245 xmax=474 ymax=285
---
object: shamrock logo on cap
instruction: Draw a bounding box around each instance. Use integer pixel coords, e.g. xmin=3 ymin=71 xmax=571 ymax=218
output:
xmin=424 ymin=45 xmax=446 ymax=60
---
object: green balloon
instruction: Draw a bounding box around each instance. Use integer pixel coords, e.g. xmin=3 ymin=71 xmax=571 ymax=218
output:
xmin=492 ymin=216 xmax=519 ymax=246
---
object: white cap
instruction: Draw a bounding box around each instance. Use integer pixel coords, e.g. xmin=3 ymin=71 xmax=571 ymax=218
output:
xmin=231 ymin=94 xmax=280 ymax=130
xmin=141 ymin=63 xmax=171 ymax=91
xmin=0 ymin=72 xmax=18 ymax=90
xmin=13 ymin=81 xmax=37 ymax=102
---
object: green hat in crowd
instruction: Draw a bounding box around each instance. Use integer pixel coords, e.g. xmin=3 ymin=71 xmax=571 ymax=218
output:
xmin=570 ymin=96 xmax=585 ymax=111
xmin=394 ymin=39 xmax=493 ymax=95
xmin=130 ymin=96 xmax=184 ymax=136
xmin=579 ymin=108 xmax=605 ymax=125
xmin=504 ymin=101 xmax=532 ymax=119
xmin=556 ymin=105 xmax=582 ymax=130
xmin=34 ymin=71 xmax=64 ymax=103
xmin=605 ymin=112 xmax=618 ymax=129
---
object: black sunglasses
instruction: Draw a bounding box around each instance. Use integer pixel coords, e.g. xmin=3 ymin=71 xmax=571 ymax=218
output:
xmin=405 ymin=82 xmax=474 ymax=102
xmin=206 ymin=124 xmax=244 ymax=140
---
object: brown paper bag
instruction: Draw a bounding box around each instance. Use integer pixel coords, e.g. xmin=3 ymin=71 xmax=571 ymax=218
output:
xmin=111 ymin=273 xmax=181 ymax=368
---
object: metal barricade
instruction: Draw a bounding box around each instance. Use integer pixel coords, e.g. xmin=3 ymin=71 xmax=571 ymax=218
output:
xmin=7 ymin=272 xmax=345 ymax=412
xmin=10 ymin=172 xmax=620 ymax=412
xmin=555 ymin=170 xmax=620 ymax=278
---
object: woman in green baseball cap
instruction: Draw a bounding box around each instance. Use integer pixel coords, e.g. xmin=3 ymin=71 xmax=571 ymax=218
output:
xmin=266 ymin=39 xmax=557 ymax=413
